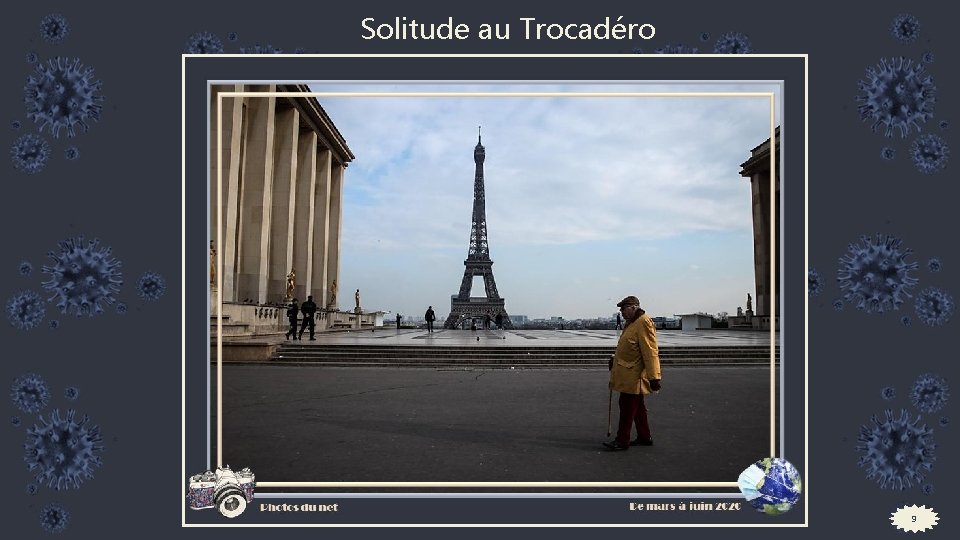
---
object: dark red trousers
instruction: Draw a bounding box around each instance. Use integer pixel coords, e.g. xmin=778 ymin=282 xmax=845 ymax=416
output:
xmin=616 ymin=392 xmax=651 ymax=445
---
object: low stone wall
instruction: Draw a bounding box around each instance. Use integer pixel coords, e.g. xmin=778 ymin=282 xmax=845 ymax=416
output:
xmin=211 ymin=342 xmax=278 ymax=363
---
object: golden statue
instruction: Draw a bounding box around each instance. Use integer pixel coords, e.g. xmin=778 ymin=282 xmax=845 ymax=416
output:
xmin=286 ymin=269 xmax=296 ymax=299
xmin=209 ymin=240 xmax=216 ymax=285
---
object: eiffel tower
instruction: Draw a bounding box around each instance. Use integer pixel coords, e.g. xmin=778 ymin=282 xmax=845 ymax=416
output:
xmin=443 ymin=129 xmax=512 ymax=329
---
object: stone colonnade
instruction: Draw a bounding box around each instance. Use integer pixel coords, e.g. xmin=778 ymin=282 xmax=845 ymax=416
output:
xmin=739 ymin=126 xmax=780 ymax=327
xmin=211 ymin=84 xmax=353 ymax=308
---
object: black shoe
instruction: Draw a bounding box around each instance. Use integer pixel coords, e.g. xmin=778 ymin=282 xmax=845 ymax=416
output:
xmin=602 ymin=440 xmax=630 ymax=451
xmin=631 ymin=437 xmax=654 ymax=446
xmin=309 ymin=337 xmax=316 ymax=341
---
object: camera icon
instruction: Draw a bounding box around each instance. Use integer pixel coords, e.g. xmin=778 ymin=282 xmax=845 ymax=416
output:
xmin=187 ymin=465 xmax=255 ymax=518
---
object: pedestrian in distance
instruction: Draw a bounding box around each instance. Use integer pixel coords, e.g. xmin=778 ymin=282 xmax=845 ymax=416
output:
xmin=604 ymin=295 xmax=662 ymax=452
xmin=615 ymin=312 xmax=623 ymax=330
xmin=298 ymin=295 xmax=318 ymax=341
xmin=396 ymin=313 xmax=402 ymax=329
xmin=425 ymin=306 xmax=436 ymax=333
xmin=285 ymin=298 xmax=299 ymax=340
xmin=495 ymin=312 xmax=503 ymax=331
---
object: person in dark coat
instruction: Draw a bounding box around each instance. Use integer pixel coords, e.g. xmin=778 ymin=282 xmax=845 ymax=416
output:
xmin=425 ymin=306 xmax=436 ymax=333
xmin=285 ymin=299 xmax=299 ymax=340
xmin=495 ymin=312 xmax=503 ymax=330
xmin=299 ymin=295 xmax=318 ymax=340
xmin=396 ymin=313 xmax=402 ymax=329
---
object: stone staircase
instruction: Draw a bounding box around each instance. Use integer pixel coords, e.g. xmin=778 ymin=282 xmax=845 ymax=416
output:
xmin=269 ymin=344 xmax=780 ymax=368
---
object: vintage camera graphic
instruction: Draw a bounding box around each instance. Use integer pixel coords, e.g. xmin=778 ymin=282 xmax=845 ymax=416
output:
xmin=186 ymin=466 xmax=255 ymax=518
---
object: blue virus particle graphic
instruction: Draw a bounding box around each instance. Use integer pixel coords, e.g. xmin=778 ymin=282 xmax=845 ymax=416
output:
xmin=13 ymin=416 xmax=23 ymax=427
xmin=27 ymin=483 xmax=38 ymax=495
xmin=227 ymin=31 xmax=239 ymax=42
xmin=25 ymin=57 xmax=104 ymax=138
xmin=136 ymin=271 xmax=166 ymax=301
xmin=837 ymin=234 xmax=919 ymax=313
xmin=881 ymin=386 xmax=896 ymax=400
xmin=909 ymin=133 xmax=949 ymax=174
xmin=856 ymin=57 xmax=936 ymax=138
xmin=891 ymin=13 xmax=920 ymax=43
xmin=939 ymin=417 xmax=949 ymax=427
xmin=24 ymin=408 xmax=103 ymax=490
xmin=39 ymin=502 xmax=69 ymax=533
xmin=940 ymin=120 xmax=949 ymax=130
xmin=115 ymin=302 xmax=128 ymax=315
xmin=11 ymin=133 xmax=51 ymax=174
xmin=699 ymin=32 xmax=710 ymax=42
xmin=832 ymin=298 xmax=844 ymax=311
xmin=49 ymin=319 xmax=60 ymax=330
xmin=184 ymin=31 xmax=224 ymax=54
xmin=857 ymin=409 xmax=935 ymax=490
xmin=911 ymin=373 xmax=949 ymax=414
xmin=41 ymin=236 xmax=123 ymax=317
xmin=39 ymin=14 xmax=69 ymax=44
xmin=10 ymin=373 xmax=50 ymax=414
xmin=922 ymin=483 xmax=934 ymax=495
xmin=881 ymin=146 xmax=896 ymax=160
xmin=914 ymin=287 xmax=954 ymax=327
xmin=7 ymin=290 xmax=47 ymax=330
xmin=19 ymin=260 xmax=34 ymax=276
xmin=922 ymin=51 xmax=935 ymax=64
xmin=240 ymin=43 xmax=283 ymax=54
xmin=12 ymin=119 xmax=23 ymax=129
xmin=654 ymin=44 xmax=699 ymax=54
xmin=927 ymin=258 xmax=942 ymax=272
xmin=901 ymin=315 xmax=911 ymax=327
xmin=26 ymin=51 xmax=38 ymax=64
xmin=64 ymin=387 xmax=79 ymax=400
xmin=64 ymin=146 xmax=79 ymax=161
xmin=808 ymin=268 xmax=823 ymax=296
xmin=713 ymin=31 xmax=751 ymax=54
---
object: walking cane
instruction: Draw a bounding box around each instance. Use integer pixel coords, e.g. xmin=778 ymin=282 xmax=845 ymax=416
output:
xmin=607 ymin=389 xmax=613 ymax=437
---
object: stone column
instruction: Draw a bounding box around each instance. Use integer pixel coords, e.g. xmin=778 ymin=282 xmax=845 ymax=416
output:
xmin=218 ymin=85 xmax=245 ymax=302
xmin=310 ymin=148 xmax=332 ymax=304
xmin=268 ymin=107 xmax=300 ymax=303
xmin=326 ymin=163 xmax=345 ymax=309
xmin=236 ymin=87 xmax=277 ymax=304
xmin=292 ymin=130 xmax=317 ymax=302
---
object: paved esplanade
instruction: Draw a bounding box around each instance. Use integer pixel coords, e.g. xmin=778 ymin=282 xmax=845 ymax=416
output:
xmin=215 ymin=329 xmax=778 ymax=489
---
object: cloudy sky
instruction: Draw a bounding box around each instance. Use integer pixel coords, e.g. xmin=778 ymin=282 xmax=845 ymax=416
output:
xmin=310 ymin=82 xmax=779 ymax=320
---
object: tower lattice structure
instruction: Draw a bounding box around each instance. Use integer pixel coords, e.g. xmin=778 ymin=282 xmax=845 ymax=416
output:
xmin=443 ymin=129 xmax=512 ymax=329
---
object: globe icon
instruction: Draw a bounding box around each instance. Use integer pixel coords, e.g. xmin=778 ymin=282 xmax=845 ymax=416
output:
xmin=738 ymin=457 xmax=802 ymax=515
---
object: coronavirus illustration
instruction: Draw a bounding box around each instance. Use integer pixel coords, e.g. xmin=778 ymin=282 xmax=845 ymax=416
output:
xmin=41 ymin=236 xmax=123 ymax=317
xmin=713 ymin=31 xmax=751 ymax=53
xmin=837 ymin=234 xmax=919 ymax=313
xmin=11 ymin=133 xmax=51 ymax=174
xmin=881 ymin=386 xmax=896 ymax=400
xmin=654 ymin=44 xmax=699 ymax=54
xmin=12 ymin=416 xmax=22 ymax=427
xmin=940 ymin=120 xmax=949 ymax=130
xmin=26 ymin=483 xmax=38 ymax=495
xmin=64 ymin=386 xmax=79 ymax=400
xmin=39 ymin=13 xmax=69 ymax=43
xmin=939 ymin=417 xmax=949 ymax=427
xmin=10 ymin=373 xmax=50 ymax=413
xmin=136 ymin=271 xmax=166 ymax=301
xmin=857 ymin=408 xmax=935 ymax=490
xmin=6 ymin=290 xmax=46 ymax=330
xmin=24 ymin=408 xmax=103 ymax=490
xmin=914 ymin=287 xmax=954 ymax=327
xmin=115 ymin=302 xmax=128 ymax=315
xmin=891 ymin=13 xmax=920 ymax=42
xmin=808 ymin=268 xmax=823 ymax=296
xmin=856 ymin=57 xmax=936 ymax=138
xmin=911 ymin=373 xmax=949 ymax=414
xmin=19 ymin=260 xmax=33 ymax=276
xmin=910 ymin=133 xmax=949 ymax=174
xmin=24 ymin=57 xmax=104 ymax=138
xmin=832 ymin=298 xmax=844 ymax=311
xmin=880 ymin=147 xmax=895 ymax=161
xmin=64 ymin=146 xmax=79 ymax=161
xmin=699 ymin=32 xmax=710 ymax=42
xmin=39 ymin=502 xmax=69 ymax=533
xmin=927 ymin=258 xmax=942 ymax=272
xmin=921 ymin=51 xmax=935 ymax=64
xmin=49 ymin=319 xmax=60 ymax=330
xmin=901 ymin=316 xmax=911 ymax=327
xmin=227 ymin=31 xmax=239 ymax=42
xmin=922 ymin=484 xmax=934 ymax=495
xmin=26 ymin=51 xmax=38 ymax=64
xmin=184 ymin=31 xmax=224 ymax=54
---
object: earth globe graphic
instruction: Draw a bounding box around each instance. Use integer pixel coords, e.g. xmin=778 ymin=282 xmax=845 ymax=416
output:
xmin=738 ymin=457 xmax=802 ymax=515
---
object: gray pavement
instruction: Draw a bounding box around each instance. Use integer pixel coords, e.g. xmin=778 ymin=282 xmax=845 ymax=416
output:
xmin=213 ymin=364 xmax=778 ymax=491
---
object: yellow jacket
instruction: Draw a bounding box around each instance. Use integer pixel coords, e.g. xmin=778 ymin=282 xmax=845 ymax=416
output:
xmin=609 ymin=312 xmax=662 ymax=395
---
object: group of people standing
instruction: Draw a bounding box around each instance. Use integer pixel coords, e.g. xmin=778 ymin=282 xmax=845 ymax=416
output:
xmin=285 ymin=296 xmax=318 ymax=341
